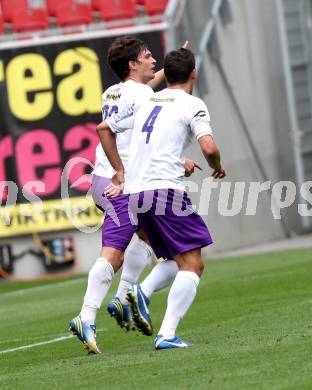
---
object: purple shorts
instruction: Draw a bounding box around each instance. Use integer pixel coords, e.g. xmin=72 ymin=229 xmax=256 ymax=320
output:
xmin=92 ymin=176 xmax=212 ymax=256
xmin=91 ymin=175 xmax=136 ymax=251
xmin=128 ymin=189 xmax=213 ymax=259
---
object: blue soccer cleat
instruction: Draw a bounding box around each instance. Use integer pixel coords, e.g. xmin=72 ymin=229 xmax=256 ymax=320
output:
xmin=107 ymin=296 xmax=135 ymax=331
xmin=154 ymin=334 xmax=192 ymax=350
xmin=69 ymin=316 xmax=101 ymax=354
xmin=126 ymin=284 xmax=153 ymax=336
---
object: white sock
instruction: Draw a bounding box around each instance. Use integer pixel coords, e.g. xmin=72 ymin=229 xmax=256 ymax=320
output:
xmin=116 ymin=237 xmax=152 ymax=304
xmin=140 ymin=260 xmax=179 ymax=299
xmin=148 ymin=246 xmax=158 ymax=265
xmin=80 ymin=257 xmax=114 ymax=325
xmin=158 ymin=271 xmax=200 ymax=338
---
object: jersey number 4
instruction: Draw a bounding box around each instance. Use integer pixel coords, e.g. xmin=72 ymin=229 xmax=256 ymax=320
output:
xmin=142 ymin=105 xmax=162 ymax=144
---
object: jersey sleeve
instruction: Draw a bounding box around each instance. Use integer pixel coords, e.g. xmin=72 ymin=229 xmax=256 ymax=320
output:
xmin=106 ymin=103 xmax=135 ymax=133
xmin=189 ymin=98 xmax=213 ymax=139
xmin=105 ymin=84 xmax=154 ymax=134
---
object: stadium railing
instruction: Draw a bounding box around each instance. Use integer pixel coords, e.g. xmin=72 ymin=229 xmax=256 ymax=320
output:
xmin=0 ymin=0 xmax=187 ymax=53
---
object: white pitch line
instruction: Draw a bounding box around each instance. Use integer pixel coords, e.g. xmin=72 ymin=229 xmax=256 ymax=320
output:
xmin=0 ymin=335 xmax=74 ymax=355
xmin=0 ymin=277 xmax=86 ymax=299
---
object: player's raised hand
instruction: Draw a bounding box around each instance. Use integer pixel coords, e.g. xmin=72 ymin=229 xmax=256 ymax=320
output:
xmin=211 ymin=164 xmax=226 ymax=179
xmin=104 ymin=171 xmax=124 ymax=198
xmin=184 ymin=159 xmax=202 ymax=177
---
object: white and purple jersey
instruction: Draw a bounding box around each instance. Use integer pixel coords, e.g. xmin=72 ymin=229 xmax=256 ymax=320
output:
xmin=111 ymin=88 xmax=213 ymax=193
xmin=92 ymin=80 xmax=154 ymax=178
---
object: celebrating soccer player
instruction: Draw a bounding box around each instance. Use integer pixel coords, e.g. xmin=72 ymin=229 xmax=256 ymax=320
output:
xmin=102 ymin=47 xmax=226 ymax=349
xmin=69 ymin=36 xmax=194 ymax=353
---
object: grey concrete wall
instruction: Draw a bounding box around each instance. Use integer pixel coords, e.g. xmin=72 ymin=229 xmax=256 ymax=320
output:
xmin=175 ymin=0 xmax=312 ymax=256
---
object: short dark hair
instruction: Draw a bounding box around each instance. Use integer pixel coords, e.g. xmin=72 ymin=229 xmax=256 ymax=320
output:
xmin=164 ymin=48 xmax=195 ymax=84
xmin=107 ymin=36 xmax=148 ymax=81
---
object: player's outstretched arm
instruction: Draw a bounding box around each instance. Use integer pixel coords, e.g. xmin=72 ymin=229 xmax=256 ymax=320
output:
xmin=147 ymin=41 xmax=189 ymax=90
xmin=147 ymin=69 xmax=165 ymax=90
xmin=198 ymin=135 xmax=226 ymax=179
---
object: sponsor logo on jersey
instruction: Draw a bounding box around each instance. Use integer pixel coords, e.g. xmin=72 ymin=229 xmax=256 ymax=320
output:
xmin=114 ymin=103 xmax=135 ymax=123
xmin=105 ymin=93 xmax=121 ymax=101
xmin=194 ymin=110 xmax=206 ymax=118
xmin=150 ymin=97 xmax=175 ymax=103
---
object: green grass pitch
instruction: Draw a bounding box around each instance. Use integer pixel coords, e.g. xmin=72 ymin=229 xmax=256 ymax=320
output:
xmin=1 ymin=248 xmax=312 ymax=389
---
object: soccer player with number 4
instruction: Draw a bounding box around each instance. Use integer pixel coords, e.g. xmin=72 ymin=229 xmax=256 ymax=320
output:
xmin=103 ymin=47 xmax=226 ymax=349
xmin=69 ymin=36 xmax=195 ymax=354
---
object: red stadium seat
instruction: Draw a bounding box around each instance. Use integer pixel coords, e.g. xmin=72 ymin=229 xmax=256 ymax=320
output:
xmin=99 ymin=0 xmax=136 ymax=22
xmin=12 ymin=5 xmax=49 ymax=32
xmin=91 ymin=0 xmax=101 ymax=11
xmin=46 ymin=0 xmax=68 ymax=16
xmin=1 ymin=0 xmax=28 ymax=22
xmin=55 ymin=1 xmax=93 ymax=27
xmin=136 ymin=0 xmax=145 ymax=5
xmin=144 ymin=0 xmax=168 ymax=15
